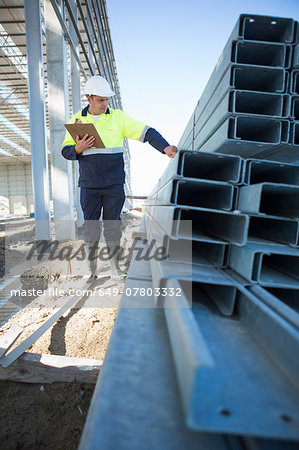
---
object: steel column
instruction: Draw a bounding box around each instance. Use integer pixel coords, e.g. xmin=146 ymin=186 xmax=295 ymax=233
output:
xmin=24 ymin=0 xmax=51 ymax=241
xmin=45 ymin=0 xmax=75 ymax=241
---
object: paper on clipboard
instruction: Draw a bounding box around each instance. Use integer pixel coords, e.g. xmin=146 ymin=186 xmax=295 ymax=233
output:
xmin=64 ymin=123 xmax=105 ymax=148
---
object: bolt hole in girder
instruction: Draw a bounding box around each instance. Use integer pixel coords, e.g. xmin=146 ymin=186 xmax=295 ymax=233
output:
xmin=280 ymin=414 xmax=292 ymax=423
xmin=219 ymin=408 xmax=231 ymax=416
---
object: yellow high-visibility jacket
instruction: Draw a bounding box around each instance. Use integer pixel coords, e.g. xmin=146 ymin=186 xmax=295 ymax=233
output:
xmin=62 ymin=106 xmax=148 ymax=188
xmin=61 ymin=105 xmax=168 ymax=188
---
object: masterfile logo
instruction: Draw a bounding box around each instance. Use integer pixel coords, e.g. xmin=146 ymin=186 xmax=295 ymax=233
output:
xmin=24 ymin=237 xmax=169 ymax=265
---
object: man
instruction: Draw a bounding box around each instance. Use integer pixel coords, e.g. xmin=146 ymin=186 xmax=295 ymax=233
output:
xmin=62 ymin=75 xmax=177 ymax=281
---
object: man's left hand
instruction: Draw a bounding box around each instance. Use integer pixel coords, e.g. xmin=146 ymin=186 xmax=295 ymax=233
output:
xmin=164 ymin=145 xmax=178 ymax=158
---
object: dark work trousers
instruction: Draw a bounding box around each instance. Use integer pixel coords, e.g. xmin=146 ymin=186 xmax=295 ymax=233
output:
xmin=80 ymin=184 xmax=125 ymax=244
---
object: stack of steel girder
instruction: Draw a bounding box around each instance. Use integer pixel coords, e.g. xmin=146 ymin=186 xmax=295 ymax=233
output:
xmin=142 ymin=14 xmax=299 ymax=444
xmin=229 ymin=158 xmax=299 ymax=290
xmin=178 ymin=14 xmax=299 ymax=162
xmin=79 ymin=14 xmax=299 ymax=449
xmin=143 ymin=149 xmax=299 ymax=442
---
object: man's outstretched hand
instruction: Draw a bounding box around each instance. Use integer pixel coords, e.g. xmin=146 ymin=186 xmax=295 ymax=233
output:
xmin=75 ymin=134 xmax=95 ymax=154
xmin=164 ymin=145 xmax=178 ymax=158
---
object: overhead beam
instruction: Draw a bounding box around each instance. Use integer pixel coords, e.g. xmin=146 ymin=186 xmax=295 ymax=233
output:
xmin=76 ymin=0 xmax=97 ymax=74
xmin=64 ymin=0 xmax=95 ymax=75
xmin=85 ymin=0 xmax=105 ymax=77
xmin=49 ymin=0 xmax=88 ymax=80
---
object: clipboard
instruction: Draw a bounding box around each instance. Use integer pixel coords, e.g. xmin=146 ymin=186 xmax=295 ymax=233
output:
xmin=64 ymin=123 xmax=105 ymax=148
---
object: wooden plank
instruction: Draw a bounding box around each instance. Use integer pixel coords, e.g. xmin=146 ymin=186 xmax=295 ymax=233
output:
xmin=0 ymin=352 xmax=102 ymax=384
xmin=0 ymin=283 xmax=91 ymax=368
xmin=0 ymin=323 xmax=23 ymax=358
xmin=132 ymin=231 xmax=147 ymax=240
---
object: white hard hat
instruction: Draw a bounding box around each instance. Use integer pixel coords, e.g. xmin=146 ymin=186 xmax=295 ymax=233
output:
xmin=84 ymin=75 xmax=115 ymax=97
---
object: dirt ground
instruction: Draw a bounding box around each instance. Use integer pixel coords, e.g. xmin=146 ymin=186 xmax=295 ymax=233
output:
xmin=0 ymin=211 xmax=143 ymax=449
xmin=0 ymin=381 xmax=94 ymax=450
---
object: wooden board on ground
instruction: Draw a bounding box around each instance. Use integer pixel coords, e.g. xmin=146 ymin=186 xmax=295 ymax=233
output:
xmin=0 ymin=323 xmax=23 ymax=358
xmin=0 ymin=352 xmax=102 ymax=384
xmin=0 ymin=283 xmax=92 ymax=368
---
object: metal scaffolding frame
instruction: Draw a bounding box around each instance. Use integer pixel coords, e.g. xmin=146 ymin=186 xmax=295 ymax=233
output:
xmin=0 ymin=0 xmax=131 ymax=239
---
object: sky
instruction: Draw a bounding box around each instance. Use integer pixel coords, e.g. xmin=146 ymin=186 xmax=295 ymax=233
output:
xmin=106 ymin=0 xmax=298 ymax=196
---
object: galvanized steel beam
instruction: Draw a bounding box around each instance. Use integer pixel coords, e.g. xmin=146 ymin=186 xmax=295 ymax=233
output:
xmin=45 ymin=0 xmax=76 ymax=241
xmin=229 ymin=243 xmax=299 ymax=287
xmin=193 ymin=65 xmax=287 ymax=150
xmin=249 ymin=142 xmax=299 ymax=163
xmin=265 ymin=287 xmax=299 ymax=313
xmin=145 ymin=210 xmax=228 ymax=268
xmin=248 ymin=285 xmax=299 ymax=329
xmin=237 ymin=15 xmax=296 ymax=43
xmin=146 ymin=178 xmax=236 ymax=211
xmin=145 ymin=205 xmax=249 ymax=245
xmin=291 ymin=95 xmax=299 ymax=120
xmin=244 ymin=159 xmax=299 ymax=185
xmin=164 ymin=278 xmax=299 ymax=438
xmin=248 ymin=214 xmax=299 ymax=246
xmin=290 ymin=70 xmax=299 ymax=94
xmin=232 ymin=40 xmax=291 ymax=68
xmin=182 ymin=14 xmax=295 ymax=152
xmin=238 ymin=182 xmax=299 ymax=218
xmin=145 ymin=221 xmax=236 ymax=313
xmin=199 ymin=116 xmax=289 ymax=157
xmin=152 ymin=150 xmax=243 ymax=192
xmin=78 ymin=280 xmax=233 ymax=449
xmin=24 ymin=0 xmax=51 ymax=241
xmin=193 ymin=91 xmax=290 ymax=153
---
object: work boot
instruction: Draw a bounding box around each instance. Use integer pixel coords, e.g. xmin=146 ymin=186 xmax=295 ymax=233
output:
xmin=106 ymin=241 xmax=126 ymax=282
xmin=84 ymin=243 xmax=99 ymax=280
